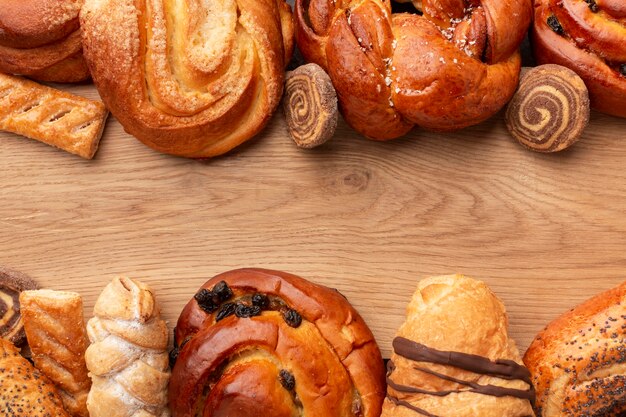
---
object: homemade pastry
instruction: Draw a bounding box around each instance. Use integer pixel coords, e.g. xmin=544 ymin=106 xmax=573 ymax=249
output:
xmin=283 ymin=63 xmax=338 ymax=148
xmin=505 ymin=65 xmax=589 ymax=153
xmin=85 ymin=277 xmax=170 ymax=417
xmin=169 ymin=268 xmax=386 ymax=417
xmin=0 ymin=338 xmax=70 ymax=416
xmin=0 ymin=0 xmax=89 ymax=82
xmin=79 ymin=0 xmax=294 ymax=158
xmin=20 ymin=290 xmax=91 ymax=417
xmin=0 ymin=73 xmax=108 ymax=159
xmin=524 ymin=281 xmax=626 ymax=416
xmin=0 ymin=266 xmax=38 ymax=345
xmin=532 ymin=0 xmax=626 ymax=118
xmin=295 ymin=0 xmax=532 ymax=139
xmin=382 ymin=274 xmax=535 ymax=417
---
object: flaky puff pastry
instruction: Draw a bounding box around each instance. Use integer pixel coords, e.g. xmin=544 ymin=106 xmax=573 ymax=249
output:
xmin=85 ymin=277 xmax=170 ymax=417
xmin=0 ymin=338 xmax=70 ymax=416
xmin=20 ymin=290 xmax=91 ymax=417
xmin=382 ymin=275 xmax=535 ymax=417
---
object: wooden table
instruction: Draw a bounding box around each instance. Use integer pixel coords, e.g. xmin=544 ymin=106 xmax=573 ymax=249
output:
xmin=1 ymin=84 xmax=625 ymax=358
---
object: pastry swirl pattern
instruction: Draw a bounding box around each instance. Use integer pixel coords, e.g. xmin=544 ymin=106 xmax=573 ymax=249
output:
xmin=79 ymin=0 xmax=294 ymax=158
xmin=169 ymin=268 xmax=386 ymax=417
xmin=294 ymin=0 xmax=531 ymax=139
xmin=0 ymin=267 xmax=38 ymax=345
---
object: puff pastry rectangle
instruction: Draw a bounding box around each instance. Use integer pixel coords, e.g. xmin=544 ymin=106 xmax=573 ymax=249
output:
xmin=0 ymin=73 xmax=108 ymax=159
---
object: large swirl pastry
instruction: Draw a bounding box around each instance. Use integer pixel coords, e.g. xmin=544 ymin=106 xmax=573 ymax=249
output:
xmin=169 ymin=268 xmax=386 ymax=417
xmin=0 ymin=266 xmax=38 ymax=345
xmin=532 ymin=0 xmax=626 ymax=118
xmin=294 ymin=0 xmax=532 ymax=139
xmin=0 ymin=0 xmax=90 ymax=83
xmin=382 ymin=274 xmax=535 ymax=417
xmin=505 ymin=65 xmax=590 ymax=152
xmin=524 ymin=281 xmax=626 ymax=416
xmin=85 ymin=277 xmax=170 ymax=417
xmin=79 ymin=0 xmax=294 ymax=158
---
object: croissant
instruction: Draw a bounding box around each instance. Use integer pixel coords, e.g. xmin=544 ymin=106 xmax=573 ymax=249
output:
xmin=169 ymin=268 xmax=386 ymax=417
xmin=295 ymin=0 xmax=531 ymax=139
xmin=382 ymin=274 xmax=535 ymax=417
xmin=0 ymin=0 xmax=90 ymax=82
xmin=85 ymin=277 xmax=170 ymax=417
xmin=79 ymin=0 xmax=294 ymax=158
xmin=524 ymin=281 xmax=626 ymax=416
xmin=532 ymin=0 xmax=626 ymax=118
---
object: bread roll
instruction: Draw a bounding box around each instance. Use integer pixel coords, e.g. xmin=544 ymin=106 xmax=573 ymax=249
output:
xmin=524 ymin=281 xmax=626 ymax=416
xmin=382 ymin=274 xmax=535 ymax=417
xmin=169 ymin=268 xmax=386 ymax=417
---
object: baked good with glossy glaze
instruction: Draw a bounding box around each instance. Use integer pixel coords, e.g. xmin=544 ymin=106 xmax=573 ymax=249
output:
xmin=20 ymin=290 xmax=91 ymax=417
xmin=169 ymin=267 xmax=386 ymax=417
xmin=532 ymin=0 xmax=626 ymax=118
xmin=85 ymin=277 xmax=170 ymax=417
xmin=0 ymin=0 xmax=89 ymax=82
xmin=0 ymin=266 xmax=38 ymax=345
xmin=382 ymin=274 xmax=535 ymax=417
xmin=79 ymin=0 xmax=294 ymax=158
xmin=295 ymin=0 xmax=532 ymax=139
xmin=0 ymin=338 xmax=70 ymax=416
xmin=524 ymin=281 xmax=626 ymax=416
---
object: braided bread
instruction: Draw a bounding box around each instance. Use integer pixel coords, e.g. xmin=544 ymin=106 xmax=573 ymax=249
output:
xmin=85 ymin=277 xmax=170 ymax=417
xmin=169 ymin=268 xmax=386 ymax=417
xmin=79 ymin=0 xmax=294 ymax=158
xmin=532 ymin=0 xmax=626 ymax=118
xmin=0 ymin=0 xmax=89 ymax=82
xmin=295 ymin=0 xmax=531 ymax=139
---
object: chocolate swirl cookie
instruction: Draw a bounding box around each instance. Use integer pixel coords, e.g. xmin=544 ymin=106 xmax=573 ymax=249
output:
xmin=283 ymin=63 xmax=338 ymax=148
xmin=169 ymin=268 xmax=385 ymax=417
xmin=505 ymin=65 xmax=590 ymax=153
xmin=0 ymin=267 xmax=38 ymax=345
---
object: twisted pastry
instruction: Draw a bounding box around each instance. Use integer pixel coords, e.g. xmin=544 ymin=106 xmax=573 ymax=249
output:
xmin=382 ymin=275 xmax=534 ymax=417
xmin=79 ymin=0 xmax=294 ymax=158
xmin=0 ymin=0 xmax=90 ymax=83
xmin=0 ymin=266 xmax=38 ymax=345
xmin=85 ymin=277 xmax=170 ymax=417
xmin=524 ymin=281 xmax=626 ymax=416
xmin=295 ymin=0 xmax=532 ymax=139
xmin=505 ymin=65 xmax=590 ymax=152
xmin=169 ymin=268 xmax=386 ymax=417
xmin=20 ymin=290 xmax=91 ymax=417
xmin=532 ymin=0 xmax=626 ymax=118
xmin=283 ymin=63 xmax=338 ymax=148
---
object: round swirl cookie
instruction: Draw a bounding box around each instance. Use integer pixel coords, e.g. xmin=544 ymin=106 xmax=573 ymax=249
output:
xmin=283 ymin=63 xmax=338 ymax=148
xmin=505 ymin=64 xmax=590 ymax=153
xmin=169 ymin=268 xmax=386 ymax=417
xmin=0 ymin=267 xmax=38 ymax=345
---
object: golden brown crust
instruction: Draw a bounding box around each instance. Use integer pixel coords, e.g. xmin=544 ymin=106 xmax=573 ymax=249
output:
xmin=531 ymin=0 xmax=626 ymax=118
xmin=524 ymin=281 xmax=626 ymax=417
xmin=20 ymin=290 xmax=91 ymax=417
xmin=0 ymin=267 xmax=38 ymax=345
xmin=169 ymin=268 xmax=386 ymax=417
xmin=79 ymin=0 xmax=294 ymax=158
xmin=0 ymin=73 xmax=108 ymax=159
xmin=505 ymin=64 xmax=590 ymax=153
xmin=0 ymin=0 xmax=90 ymax=83
xmin=85 ymin=277 xmax=170 ymax=417
xmin=0 ymin=338 xmax=70 ymax=416
xmin=382 ymin=274 xmax=535 ymax=417
xmin=294 ymin=0 xmax=531 ymax=139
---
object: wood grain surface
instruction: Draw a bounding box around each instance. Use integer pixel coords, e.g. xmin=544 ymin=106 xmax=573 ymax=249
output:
xmin=1 ymin=84 xmax=626 ymax=358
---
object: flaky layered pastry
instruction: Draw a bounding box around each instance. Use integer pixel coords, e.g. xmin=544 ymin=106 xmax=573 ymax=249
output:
xmin=382 ymin=274 xmax=535 ymax=417
xmin=79 ymin=0 xmax=294 ymax=158
xmin=85 ymin=277 xmax=170 ymax=417
xmin=0 ymin=0 xmax=90 ymax=82
xmin=169 ymin=268 xmax=386 ymax=417
xmin=295 ymin=0 xmax=531 ymax=139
